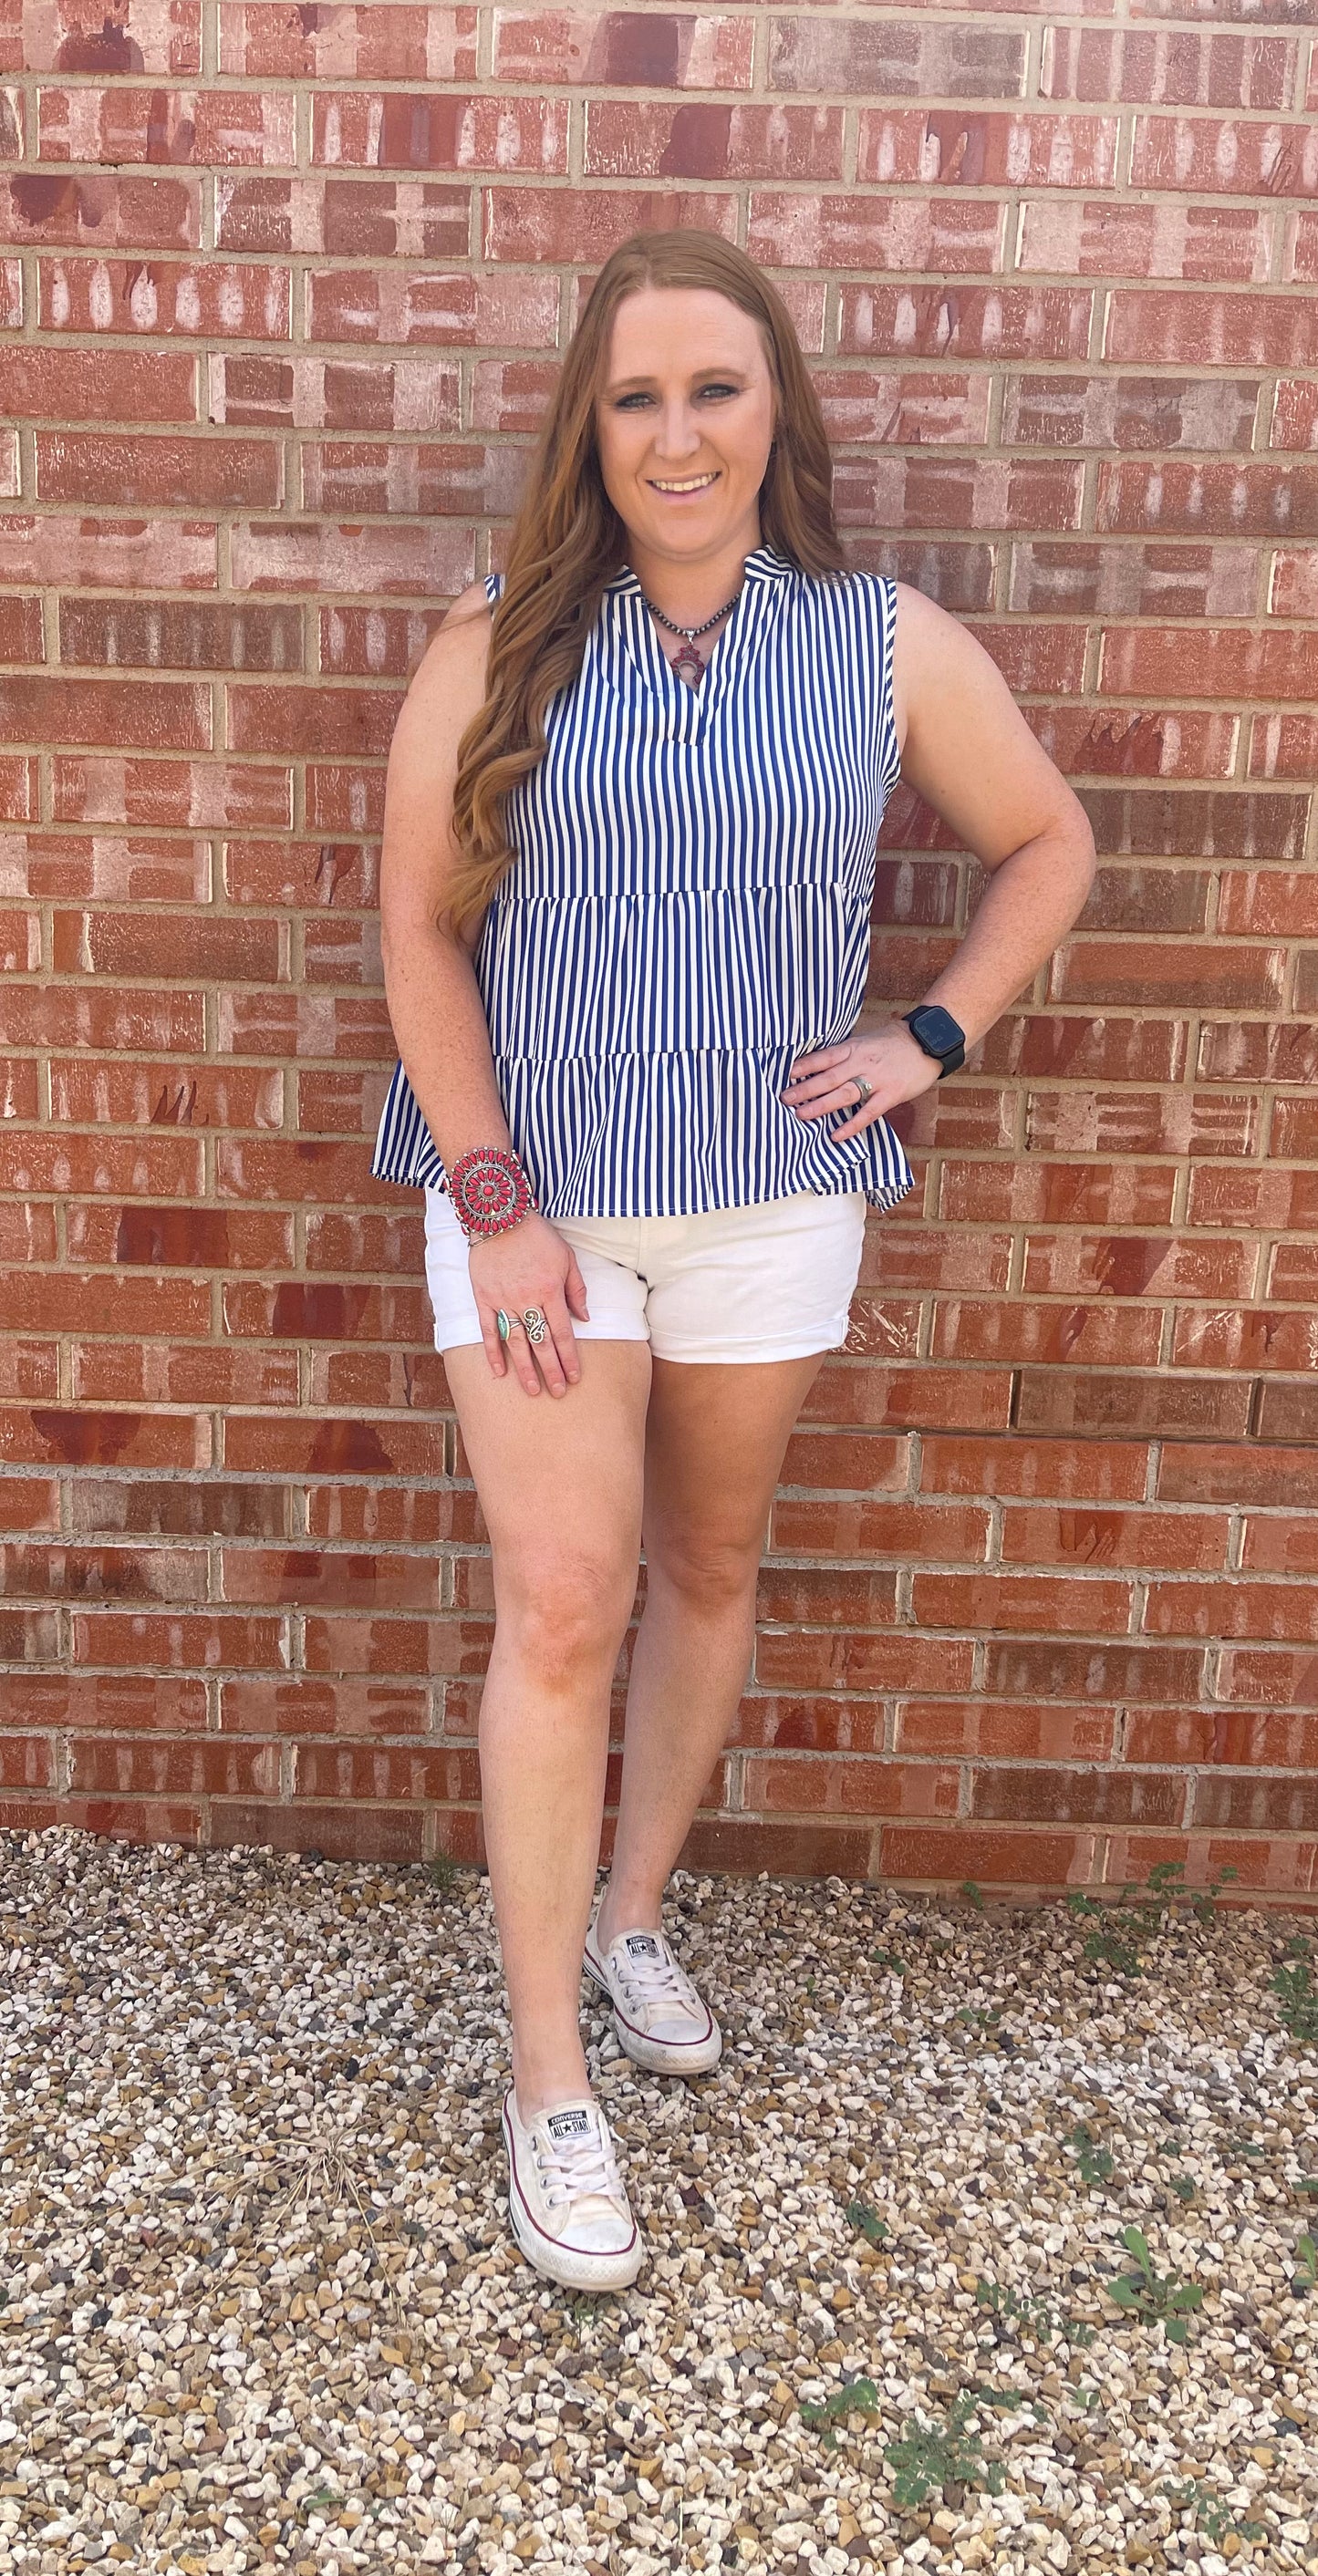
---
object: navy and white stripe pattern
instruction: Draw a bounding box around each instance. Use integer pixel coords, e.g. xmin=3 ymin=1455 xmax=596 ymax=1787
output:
xmin=371 ymin=543 xmax=917 ymax=1219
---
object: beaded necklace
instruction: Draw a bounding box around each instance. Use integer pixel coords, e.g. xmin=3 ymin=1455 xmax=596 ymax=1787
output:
xmin=635 ymin=577 xmax=744 ymax=687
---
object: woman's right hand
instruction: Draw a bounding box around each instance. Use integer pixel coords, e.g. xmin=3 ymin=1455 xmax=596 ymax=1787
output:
xmin=467 ymin=1212 xmax=591 ymax=1395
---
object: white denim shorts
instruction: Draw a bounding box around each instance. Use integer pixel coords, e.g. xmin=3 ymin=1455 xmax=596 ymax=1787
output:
xmin=422 ymin=1185 xmax=867 ymax=1365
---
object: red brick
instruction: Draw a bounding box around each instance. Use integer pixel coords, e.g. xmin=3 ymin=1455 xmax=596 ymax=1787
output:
xmin=1050 ymin=939 xmax=1286 ymax=1010
xmin=1 ymin=676 xmax=210 ymax=753
xmin=1014 ymin=1371 xmax=1251 ymax=1440
xmin=312 ymin=92 xmax=566 ymax=171
xmin=998 ymin=1505 xmax=1229 ymax=1572
xmin=306 ymin=266 xmax=559 ymax=347
xmin=897 ymin=1701 xmax=1114 ymax=1761
xmin=0 ymin=1352 xmax=57 ymax=1406
xmin=585 ymin=101 xmax=845 ymax=181
xmin=292 ymin=1745 xmax=479 ymax=1803
xmin=932 ymin=1300 xmax=1162 ymax=1366
xmin=1157 ymin=1443 xmax=1318 ymax=1504
xmin=970 ymin=1765 xmax=1184 ymax=1827
xmin=40 ymin=256 xmax=293 ymax=339
xmin=218 ymin=1543 xmax=441 ymax=1610
xmin=484 ymin=186 xmax=737 ymax=264
xmin=72 ymin=1339 xmax=298 ymax=1411
xmin=70 ymin=1611 xmax=284 ymax=1669
xmin=0 ymin=1673 xmax=206 ymax=1729
xmin=738 ymin=1695 xmax=884 ymax=1755
xmin=1107 ymin=290 xmax=1318 ymax=370
xmin=742 ymin=1754 xmax=960 ymax=1819
xmin=0 ymin=1138 xmax=202 ymax=1195
xmin=0 ymin=347 xmax=196 ymax=422
xmin=919 ymin=1435 xmax=1150 ymax=1501
xmin=1240 ymin=1515 xmax=1318 ymax=1575
xmin=66 ymin=1464 xmax=285 ymax=1536
xmin=0 ymin=1409 xmax=211 ymax=1470
xmin=1143 ymin=1580 xmax=1318 ymax=1644
xmin=493 ymin=14 xmax=753 ymax=90
xmin=3 ymin=171 xmax=199 ymax=250
xmin=12 ymin=10 xmax=202 ymax=73
xmin=771 ymin=1496 xmax=991 ymax=1564
xmin=677 ymin=1819 xmax=873 ymax=1880
xmin=0 ymin=1478 xmax=59 ymax=1535
xmin=211 ymin=1801 xmax=426 ymax=1862
xmin=51 ymin=910 xmax=279 ymax=983
xmin=39 ymin=85 xmax=294 ymax=166
xmin=67 ymin=1737 xmax=280 ymax=1797
xmin=912 ymin=1572 xmax=1133 ymax=1635
xmin=1194 ymin=1782 xmax=1318 ymax=1844
xmin=0 ymin=1276 xmax=211 ymax=1339
xmin=36 ymin=432 xmax=281 ymax=507
xmin=219 ymin=1677 xmax=431 ymax=1738
xmin=49 ymin=758 xmax=292 ymax=828
xmin=757 ymin=1630 xmax=977 ymax=1696
xmin=879 ymin=1827 xmax=1097 ymax=1892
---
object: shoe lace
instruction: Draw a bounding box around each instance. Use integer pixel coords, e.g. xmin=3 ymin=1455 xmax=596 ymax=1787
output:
xmin=615 ymin=1940 xmax=696 ymax=2013
xmin=534 ymin=2119 xmax=620 ymax=2211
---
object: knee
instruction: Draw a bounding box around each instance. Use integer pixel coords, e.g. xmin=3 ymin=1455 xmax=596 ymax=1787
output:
xmin=645 ymin=1536 xmax=761 ymax=1614
xmin=495 ymin=1554 xmax=638 ymax=1680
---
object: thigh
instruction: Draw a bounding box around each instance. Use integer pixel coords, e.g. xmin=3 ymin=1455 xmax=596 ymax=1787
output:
xmin=443 ymin=1336 xmax=654 ymax=1615
xmin=640 ymin=1350 xmax=825 ymax=1584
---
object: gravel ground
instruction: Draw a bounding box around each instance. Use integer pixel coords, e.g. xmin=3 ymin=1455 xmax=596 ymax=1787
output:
xmin=1 ymin=1828 xmax=1316 ymax=2576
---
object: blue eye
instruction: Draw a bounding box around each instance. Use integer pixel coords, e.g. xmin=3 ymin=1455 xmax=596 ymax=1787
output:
xmin=614 ymin=384 xmax=740 ymax=409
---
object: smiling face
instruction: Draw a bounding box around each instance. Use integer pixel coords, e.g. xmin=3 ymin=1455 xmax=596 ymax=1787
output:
xmin=593 ymin=284 xmax=779 ymax=588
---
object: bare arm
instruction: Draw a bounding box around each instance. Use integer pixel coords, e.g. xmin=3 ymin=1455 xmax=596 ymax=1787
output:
xmin=378 ymin=580 xmax=514 ymax=1171
xmin=891 ymin=578 xmax=1097 ymax=1049
xmin=783 ymin=580 xmax=1097 ymax=1136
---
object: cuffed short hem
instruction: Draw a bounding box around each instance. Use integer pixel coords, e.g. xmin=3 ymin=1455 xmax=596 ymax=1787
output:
xmin=648 ymin=1329 xmax=849 ymax=1364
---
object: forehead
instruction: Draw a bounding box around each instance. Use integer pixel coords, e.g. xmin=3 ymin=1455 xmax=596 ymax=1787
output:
xmin=605 ymin=287 xmax=764 ymax=373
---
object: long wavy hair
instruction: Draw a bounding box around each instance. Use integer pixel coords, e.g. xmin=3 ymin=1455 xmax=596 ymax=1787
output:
xmin=440 ymin=228 xmax=848 ymax=943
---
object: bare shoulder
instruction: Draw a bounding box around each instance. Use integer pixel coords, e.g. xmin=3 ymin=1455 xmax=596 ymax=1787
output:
xmin=888 ymin=577 xmax=955 ymax=761
xmin=442 ymin=574 xmax=497 ymax=631
xmin=416 ymin=574 xmax=493 ymax=672
xmin=399 ymin=577 xmax=493 ymax=726
xmin=887 ymin=577 xmax=1093 ymax=869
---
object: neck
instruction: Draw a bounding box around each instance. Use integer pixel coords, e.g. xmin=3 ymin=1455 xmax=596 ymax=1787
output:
xmin=622 ymin=524 xmax=764 ymax=624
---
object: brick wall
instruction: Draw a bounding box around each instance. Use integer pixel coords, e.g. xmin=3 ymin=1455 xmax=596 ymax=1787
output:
xmin=2 ymin=1 xmax=1316 ymax=1905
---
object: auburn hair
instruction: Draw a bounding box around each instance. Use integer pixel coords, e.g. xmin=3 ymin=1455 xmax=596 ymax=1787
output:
xmin=441 ymin=227 xmax=847 ymax=944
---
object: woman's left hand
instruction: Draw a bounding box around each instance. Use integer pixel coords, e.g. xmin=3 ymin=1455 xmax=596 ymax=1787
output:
xmin=779 ymin=1017 xmax=944 ymax=1140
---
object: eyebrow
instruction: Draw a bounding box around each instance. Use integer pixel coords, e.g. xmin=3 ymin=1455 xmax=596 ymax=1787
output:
xmin=603 ymin=365 xmax=750 ymax=393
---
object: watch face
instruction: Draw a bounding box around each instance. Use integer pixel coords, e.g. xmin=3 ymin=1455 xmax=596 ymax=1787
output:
xmin=910 ymin=1005 xmax=963 ymax=1051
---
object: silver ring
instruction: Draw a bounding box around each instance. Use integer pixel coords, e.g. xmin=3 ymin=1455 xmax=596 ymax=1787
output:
xmin=852 ymin=1074 xmax=873 ymax=1106
xmin=496 ymin=1308 xmax=524 ymax=1341
xmin=522 ymin=1308 xmax=548 ymax=1344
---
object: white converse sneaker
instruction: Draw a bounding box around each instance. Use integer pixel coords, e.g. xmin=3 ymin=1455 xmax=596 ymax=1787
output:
xmin=501 ymin=2086 xmax=644 ymax=2292
xmin=582 ymin=1898 xmax=722 ymax=2076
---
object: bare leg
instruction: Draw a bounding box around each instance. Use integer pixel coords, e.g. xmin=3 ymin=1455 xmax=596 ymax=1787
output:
xmin=442 ymin=1335 xmax=652 ymax=2121
xmin=595 ymin=1350 xmax=825 ymax=1954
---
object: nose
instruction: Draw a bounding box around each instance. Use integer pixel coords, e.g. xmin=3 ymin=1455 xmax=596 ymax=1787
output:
xmin=650 ymin=399 xmax=703 ymax=462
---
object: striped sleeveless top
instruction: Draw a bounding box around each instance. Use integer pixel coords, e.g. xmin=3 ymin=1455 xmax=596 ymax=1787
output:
xmin=370 ymin=542 xmax=917 ymax=1221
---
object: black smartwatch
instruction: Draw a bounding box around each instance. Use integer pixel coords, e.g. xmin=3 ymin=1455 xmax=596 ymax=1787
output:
xmin=900 ymin=1003 xmax=966 ymax=1078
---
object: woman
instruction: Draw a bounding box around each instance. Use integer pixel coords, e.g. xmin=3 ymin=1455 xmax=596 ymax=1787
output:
xmin=372 ymin=230 xmax=1095 ymax=2292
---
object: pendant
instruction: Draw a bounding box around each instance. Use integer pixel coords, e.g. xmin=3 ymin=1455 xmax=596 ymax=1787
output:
xmin=671 ymin=640 xmax=705 ymax=686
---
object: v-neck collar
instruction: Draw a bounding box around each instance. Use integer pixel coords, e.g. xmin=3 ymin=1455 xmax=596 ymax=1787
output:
xmin=604 ymin=543 xmax=795 ymax=741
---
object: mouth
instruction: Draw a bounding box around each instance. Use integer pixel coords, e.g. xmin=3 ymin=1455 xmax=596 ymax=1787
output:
xmin=647 ymin=471 xmax=720 ymax=498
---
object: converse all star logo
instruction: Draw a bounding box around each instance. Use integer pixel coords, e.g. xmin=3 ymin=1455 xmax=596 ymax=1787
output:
xmin=625 ymin=1933 xmax=662 ymax=1959
xmin=545 ymin=2107 xmax=591 ymax=2140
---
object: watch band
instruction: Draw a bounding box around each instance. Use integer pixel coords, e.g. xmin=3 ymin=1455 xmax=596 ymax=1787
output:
xmin=900 ymin=1005 xmax=966 ymax=1078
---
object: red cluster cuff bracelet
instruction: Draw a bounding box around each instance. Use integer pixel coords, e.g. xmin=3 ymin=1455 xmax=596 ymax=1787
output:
xmin=448 ymin=1143 xmax=536 ymax=1241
